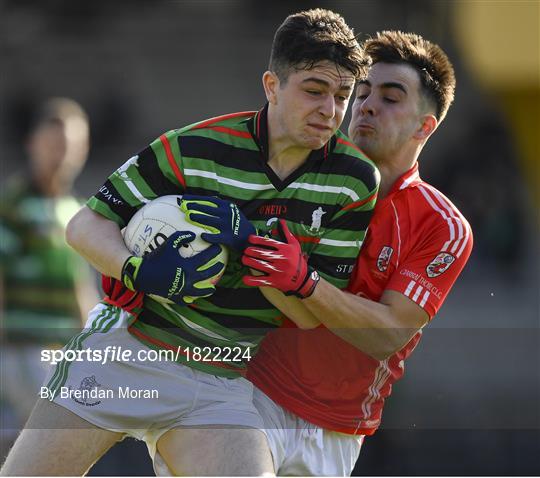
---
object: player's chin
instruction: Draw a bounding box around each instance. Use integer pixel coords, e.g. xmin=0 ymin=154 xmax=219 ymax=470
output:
xmin=301 ymin=133 xmax=332 ymax=150
xmin=352 ymin=135 xmax=375 ymax=153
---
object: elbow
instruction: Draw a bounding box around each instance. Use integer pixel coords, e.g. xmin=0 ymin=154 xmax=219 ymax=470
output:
xmin=365 ymin=334 xmax=412 ymax=361
xmin=358 ymin=335 xmax=405 ymax=361
xmin=65 ymin=206 xmax=87 ymax=250
xmin=65 ymin=216 xmax=77 ymax=248
xmin=368 ymin=348 xmax=395 ymax=361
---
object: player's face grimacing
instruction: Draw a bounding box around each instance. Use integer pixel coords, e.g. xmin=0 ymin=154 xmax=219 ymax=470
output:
xmin=269 ymin=61 xmax=355 ymax=150
xmin=348 ymin=62 xmax=427 ymax=163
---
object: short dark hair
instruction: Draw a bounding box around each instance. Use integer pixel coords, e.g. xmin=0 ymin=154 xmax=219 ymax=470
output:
xmin=363 ymin=31 xmax=456 ymax=122
xmin=269 ymin=8 xmax=367 ymax=82
xmin=30 ymin=97 xmax=88 ymax=133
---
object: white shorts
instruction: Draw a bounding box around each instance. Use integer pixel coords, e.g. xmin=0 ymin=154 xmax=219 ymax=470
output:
xmin=253 ymin=386 xmax=364 ymax=476
xmin=41 ymin=303 xmax=264 ymax=464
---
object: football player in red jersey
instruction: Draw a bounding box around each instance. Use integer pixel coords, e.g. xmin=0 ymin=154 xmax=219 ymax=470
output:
xmin=245 ymin=31 xmax=473 ymax=476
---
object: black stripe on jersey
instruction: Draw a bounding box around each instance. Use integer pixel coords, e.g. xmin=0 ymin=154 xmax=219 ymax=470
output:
xmin=329 ymin=208 xmax=373 ymax=232
xmin=206 ymin=286 xmax=273 ymax=311
xmin=178 ymin=136 xmax=263 ymax=174
xmin=309 ymin=253 xmax=357 ymax=282
xmin=245 ymin=199 xmax=373 ymax=232
xmin=137 ymin=308 xmax=211 ymax=348
xmin=137 ymin=146 xmax=184 ymax=196
xmin=185 ymin=185 xmax=221 ymax=198
xmin=317 ymin=154 xmax=379 ymax=192
xmin=200 ymin=310 xmax=279 ymax=335
xmin=94 ymin=180 xmax=137 ymax=224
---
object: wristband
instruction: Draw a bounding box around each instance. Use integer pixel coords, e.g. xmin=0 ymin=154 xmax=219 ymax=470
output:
xmin=287 ymin=267 xmax=320 ymax=299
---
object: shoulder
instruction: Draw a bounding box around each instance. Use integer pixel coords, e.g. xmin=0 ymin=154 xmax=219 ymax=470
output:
xmin=177 ymin=111 xmax=256 ymax=136
xmin=398 ymin=181 xmax=473 ymax=250
xmin=157 ymin=111 xmax=257 ymax=153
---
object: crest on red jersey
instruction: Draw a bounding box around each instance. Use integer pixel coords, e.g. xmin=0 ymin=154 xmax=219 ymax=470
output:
xmin=377 ymin=246 xmax=393 ymax=272
xmin=426 ymin=252 xmax=455 ymax=278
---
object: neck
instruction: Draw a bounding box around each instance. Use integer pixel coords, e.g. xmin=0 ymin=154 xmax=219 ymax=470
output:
xmin=266 ymin=108 xmax=311 ymax=181
xmin=377 ymin=149 xmax=420 ymax=198
xmin=267 ymin=144 xmax=310 ymax=181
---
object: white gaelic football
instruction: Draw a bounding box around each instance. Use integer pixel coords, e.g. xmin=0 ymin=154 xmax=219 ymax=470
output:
xmin=122 ymin=195 xmax=228 ymax=304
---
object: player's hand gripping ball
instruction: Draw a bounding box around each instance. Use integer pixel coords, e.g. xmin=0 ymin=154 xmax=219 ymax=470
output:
xmin=121 ymin=195 xmax=228 ymax=305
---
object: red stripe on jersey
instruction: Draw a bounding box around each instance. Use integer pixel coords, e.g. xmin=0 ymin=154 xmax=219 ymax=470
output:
xmin=336 ymin=137 xmax=364 ymax=154
xmin=323 ymin=142 xmax=329 ymax=160
xmin=341 ymin=191 xmax=378 ymax=211
xmin=191 ymin=111 xmax=255 ymax=130
xmin=269 ymin=229 xmax=320 ymax=245
xmin=207 ymin=126 xmax=252 ymax=139
xmin=159 ymin=134 xmax=186 ymax=189
xmin=256 ymin=110 xmax=262 ymax=137
xmin=128 ymin=325 xmax=241 ymax=372
xmin=295 ymin=235 xmax=321 ymax=244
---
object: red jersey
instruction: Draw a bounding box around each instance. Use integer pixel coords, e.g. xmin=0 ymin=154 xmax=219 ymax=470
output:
xmin=247 ymin=163 xmax=473 ymax=435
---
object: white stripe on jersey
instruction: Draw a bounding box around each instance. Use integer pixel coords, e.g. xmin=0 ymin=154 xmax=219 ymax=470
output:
xmin=399 ymin=168 xmax=420 ymax=190
xmin=419 ymin=290 xmax=430 ymax=307
xmin=404 ymin=280 xmax=415 ymax=297
xmin=115 ymin=156 xmax=149 ymax=203
xmin=417 ymin=185 xmax=455 ymax=250
xmin=426 ymin=186 xmax=466 ymax=255
xmin=361 ymin=359 xmax=391 ymax=419
xmin=404 ymin=280 xmax=431 ymax=309
xmin=184 ymin=169 xmax=275 ymax=191
xmin=289 ymin=181 xmax=360 ymax=202
xmin=125 ymin=181 xmax=149 ymax=204
xmin=184 ymin=169 xmax=362 ymax=203
xmin=318 ymin=238 xmax=363 ymax=248
xmin=164 ymin=306 xmax=257 ymax=348
xmin=417 ymin=184 xmax=470 ymax=258
xmin=390 ymin=199 xmax=402 ymax=263
xmin=412 ymin=285 xmax=423 ymax=302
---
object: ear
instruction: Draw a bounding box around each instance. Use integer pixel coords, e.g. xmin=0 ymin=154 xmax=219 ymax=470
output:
xmin=413 ymin=114 xmax=438 ymax=141
xmin=262 ymin=71 xmax=280 ymax=105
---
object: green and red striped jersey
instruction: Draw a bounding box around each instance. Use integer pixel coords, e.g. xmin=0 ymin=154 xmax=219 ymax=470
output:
xmin=87 ymin=105 xmax=379 ymax=377
xmin=0 ymin=177 xmax=90 ymax=344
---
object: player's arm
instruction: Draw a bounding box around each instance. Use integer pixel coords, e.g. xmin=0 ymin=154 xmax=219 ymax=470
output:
xmin=66 ymin=206 xmax=130 ymax=279
xmin=243 ymin=214 xmax=473 ymax=359
xmin=301 ymin=218 xmax=474 ymax=359
xmin=303 ymin=282 xmax=429 ymax=359
xmin=67 ymin=133 xmax=225 ymax=306
xmin=257 ymin=286 xmax=320 ymax=329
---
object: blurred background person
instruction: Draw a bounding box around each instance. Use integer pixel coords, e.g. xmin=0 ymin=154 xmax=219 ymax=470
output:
xmin=0 ymin=98 xmax=99 ymax=456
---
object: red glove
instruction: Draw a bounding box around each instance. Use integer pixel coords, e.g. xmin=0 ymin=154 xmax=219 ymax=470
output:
xmin=241 ymin=219 xmax=320 ymax=299
xmin=102 ymin=275 xmax=144 ymax=314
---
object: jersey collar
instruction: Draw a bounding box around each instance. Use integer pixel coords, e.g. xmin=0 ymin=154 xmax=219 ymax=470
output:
xmin=387 ymin=162 xmax=422 ymax=197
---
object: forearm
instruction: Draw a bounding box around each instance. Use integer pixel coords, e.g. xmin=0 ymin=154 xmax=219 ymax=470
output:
xmin=300 ymin=279 xmax=424 ymax=360
xmin=258 ymin=286 xmax=320 ymax=329
xmin=65 ymin=206 xmax=131 ymax=279
xmin=75 ymin=275 xmax=101 ymax=324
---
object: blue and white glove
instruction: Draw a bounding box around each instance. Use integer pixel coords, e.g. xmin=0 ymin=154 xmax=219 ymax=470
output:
xmin=180 ymin=195 xmax=256 ymax=253
xmin=121 ymin=231 xmax=225 ymax=305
